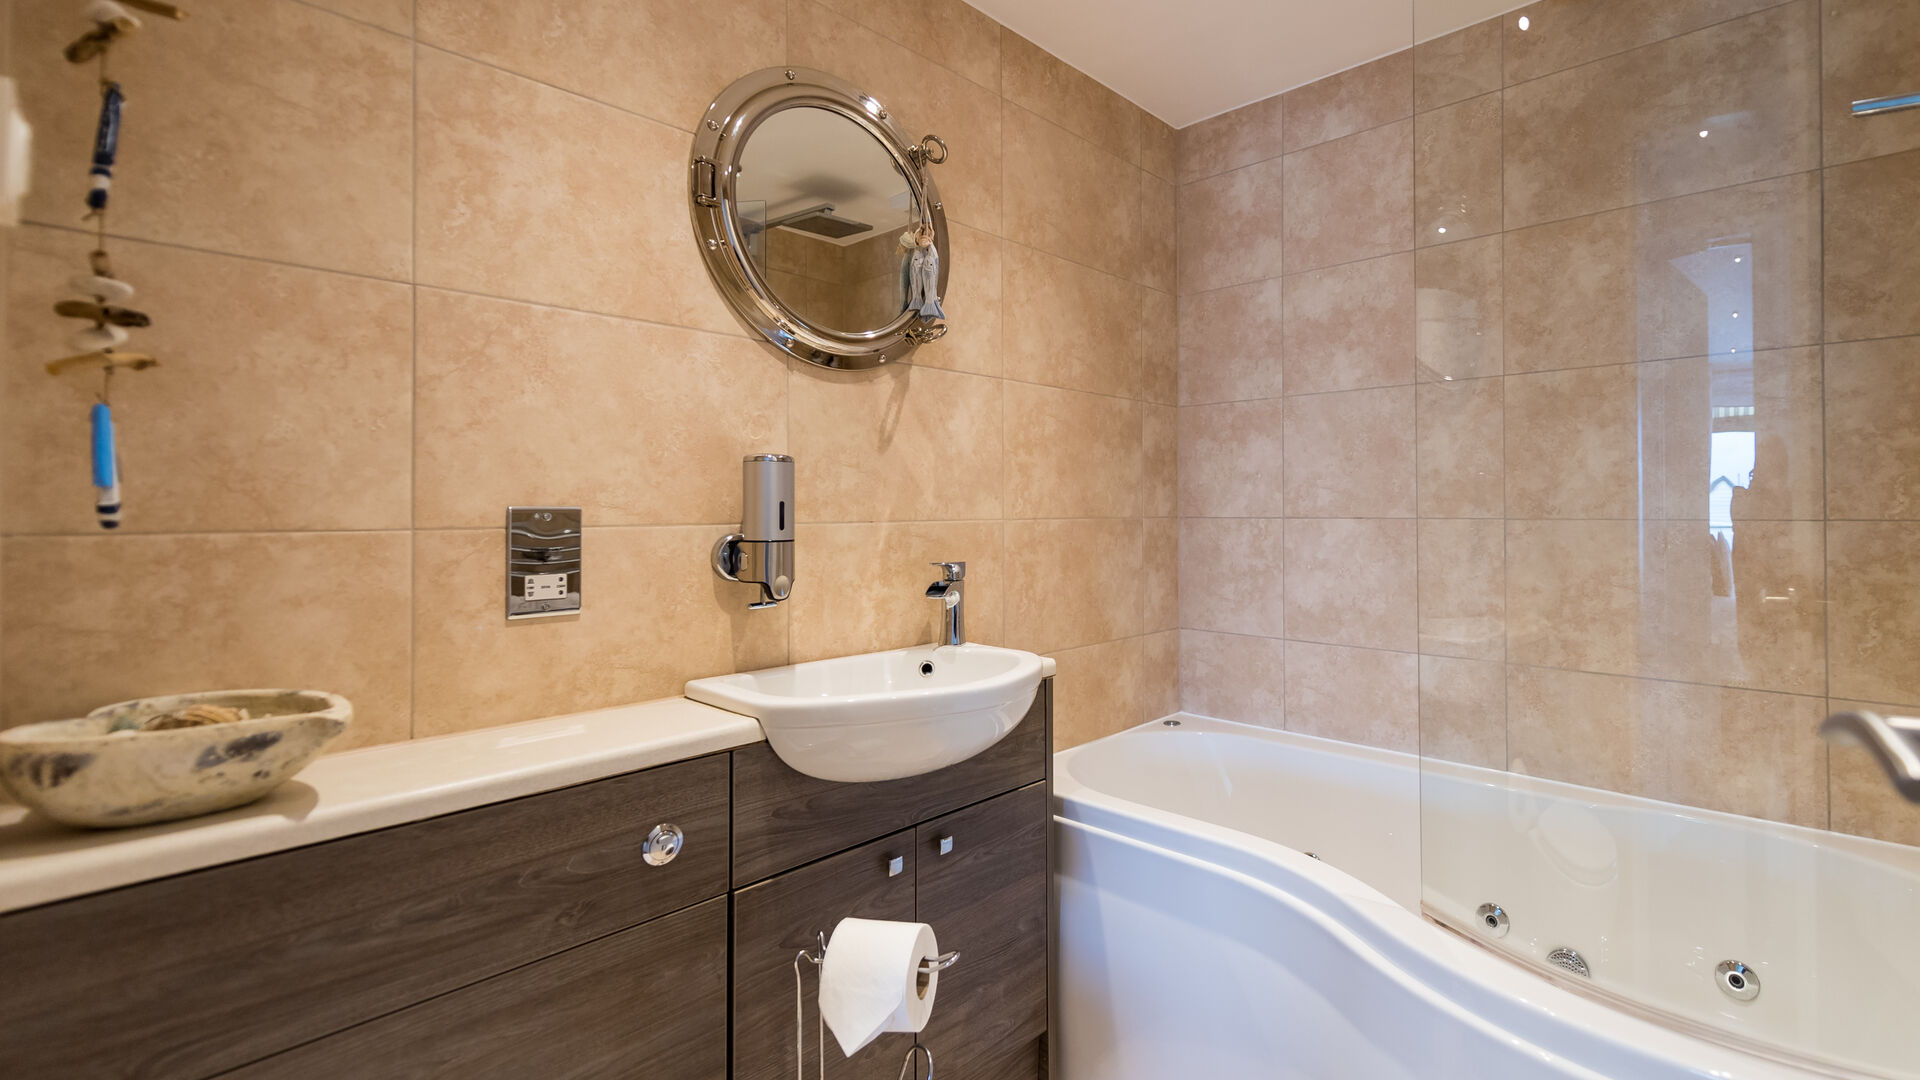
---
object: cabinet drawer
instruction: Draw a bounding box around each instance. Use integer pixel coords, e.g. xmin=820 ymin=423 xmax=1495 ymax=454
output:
xmin=0 ymin=753 xmax=731 ymax=1080
xmin=225 ymin=896 xmax=729 ymax=1080
xmin=732 ymin=831 xmax=919 ymax=1080
xmin=916 ymin=783 xmax=1049 ymax=1080
xmin=732 ymin=679 xmax=1050 ymax=885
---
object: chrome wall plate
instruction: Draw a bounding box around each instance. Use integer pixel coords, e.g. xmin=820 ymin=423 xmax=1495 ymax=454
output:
xmin=507 ymin=506 xmax=581 ymax=620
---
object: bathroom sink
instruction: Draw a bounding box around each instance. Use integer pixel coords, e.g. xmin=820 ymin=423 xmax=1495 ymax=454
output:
xmin=685 ymin=644 xmax=1054 ymax=782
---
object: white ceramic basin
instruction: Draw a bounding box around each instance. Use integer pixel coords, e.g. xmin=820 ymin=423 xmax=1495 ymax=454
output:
xmin=685 ymin=643 xmax=1054 ymax=782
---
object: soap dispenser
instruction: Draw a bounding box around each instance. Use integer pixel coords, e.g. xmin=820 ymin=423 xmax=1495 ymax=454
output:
xmin=712 ymin=454 xmax=794 ymax=609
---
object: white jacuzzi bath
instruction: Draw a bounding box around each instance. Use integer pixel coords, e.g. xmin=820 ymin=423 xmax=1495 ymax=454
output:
xmin=1052 ymin=714 xmax=1920 ymax=1080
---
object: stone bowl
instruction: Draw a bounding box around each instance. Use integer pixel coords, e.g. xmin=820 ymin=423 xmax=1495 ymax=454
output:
xmin=0 ymin=690 xmax=351 ymax=828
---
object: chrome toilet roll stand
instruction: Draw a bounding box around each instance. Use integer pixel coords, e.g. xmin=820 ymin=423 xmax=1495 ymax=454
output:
xmin=792 ymin=932 xmax=961 ymax=1080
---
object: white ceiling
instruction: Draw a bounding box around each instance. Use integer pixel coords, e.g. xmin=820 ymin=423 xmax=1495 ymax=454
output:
xmin=969 ymin=0 xmax=1523 ymax=128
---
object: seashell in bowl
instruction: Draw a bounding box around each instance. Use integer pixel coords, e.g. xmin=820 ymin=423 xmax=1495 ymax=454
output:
xmin=0 ymin=690 xmax=351 ymax=828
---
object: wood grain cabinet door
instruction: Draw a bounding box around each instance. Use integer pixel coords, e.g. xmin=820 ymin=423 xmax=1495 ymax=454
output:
xmin=914 ymin=783 xmax=1049 ymax=1080
xmin=223 ymin=896 xmax=729 ymax=1080
xmin=732 ymin=831 xmax=920 ymax=1080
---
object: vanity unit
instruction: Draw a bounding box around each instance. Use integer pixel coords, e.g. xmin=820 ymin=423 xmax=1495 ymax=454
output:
xmin=0 ymin=685 xmax=1051 ymax=1079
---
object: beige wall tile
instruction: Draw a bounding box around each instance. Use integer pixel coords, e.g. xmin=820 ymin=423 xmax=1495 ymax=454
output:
xmin=1504 ymin=364 xmax=1642 ymax=518
xmin=1002 ymin=244 xmax=1142 ymax=397
xmin=789 ymin=521 xmax=1003 ymax=661
xmin=1282 ymin=253 xmax=1416 ymax=394
xmin=1822 ymin=0 xmax=1920 ymax=166
xmin=415 ymin=49 xmax=733 ymax=333
xmin=1416 ymin=235 xmax=1503 ymax=381
xmin=1417 ymin=376 xmax=1505 ymax=519
xmin=1420 ymin=655 xmax=1506 ymax=768
xmin=1829 ymin=521 xmax=1920 ymax=704
xmin=1507 ymin=665 xmax=1828 ymax=828
xmin=1636 ymin=519 xmax=1826 ymax=695
xmin=1 ymin=533 xmax=412 ymax=749
xmin=1414 ymin=94 xmax=1501 ymax=246
xmin=416 ymin=0 xmax=783 ymax=128
xmin=805 ymin=0 xmax=1003 ymax=91
xmin=1283 ymin=386 xmax=1416 ymax=518
xmin=1414 ymin=18 xmax=1502 ymax=113
xmin=1502 ymin=0 xmax=1802 ymax=87
xmin=1506 ymin=175 xmax=1821 ymax=373
xmin=5 ymin=230 xmax=412 ymax=534
xmin=1005 ymin=383 xmax=1142 ymax=518
xmin=1282 ymin=120 xmax=1414 ymax=272
xmin=1502 ymin=3 xmax=1819 ymax=229
xmin=1141 ymin=629 xmax=1182 ymax=721
xmin=1139 ymin=112 xmax=1179 ymax=183
xmin=307 ymin=0 xmax=413 ymax=33
xmin=1001 ymin=32 xmax=1139 ymax=163
xmin=412 ymin=527 xmax=785 ymax=736
xmin=1825 ymin=148 xmax=1920 ymax=342
xmin=1419 ymin=518 xmax=1505 ymax=661
xmin=1178 ymin=156 xmax=1287 ymax=293
xmin=1180 ymin=518 xmax=1285 ymax=637
xmin=1138 ymin=171 xmax=1179 ymax=293
xmin=15 ymin=0 xmax=412 ymax=278
xmin=1827 ymin=336 xmax=1920 ymax=519
xmin=1005 ymin=518 xmax=1142 ymax=653
xmin=1503 ymin=209 xmax=1636 ymax=372
xmin=1285 ymin=518 xmax=1418 ymax=651
xmin=413 ymin=289 xmax=786 ymax=528
xmin=1179 ymin=280 xmax=1286 ymax=404
xmin=792 ymin=1 xmax=1003 ymax=233
xmin=1282 ymin=52 xmax=1413 ymax=153
xmin=1180 ymin=629 xmax=1285 ymax=727
xmin=791 ymin=362 xmax=1002 ymax=523
xmin=1829 ymin=698 xmax=1920 ymax=845
xmin=1638 ymin=349 xmax=1826 ymax=521
xmin=914 ymin=220 xmax=1003 ymax=378
xmin=1506 ymin=519 xmax=1642 ymax=674
xmin=1141 ymin=289 xmax=1179 ymax=405
xmin=1143 ymin=516 xmax=1180 ymax=632
xmin=1177 ymin=95 xmax=1285 ymax=184
xmin=1144 ymin=405 xmax=1179 ymax=519
xmin=1179 ymin=400 xmax=1285 ymax=518
xmin=1005 ymin=105 xmax=1139 ymax=279
xmin=1051 ymin=635 xmax=1148 ymax=750
xmin=1284 ymin=641 xmax=1418 ymax=752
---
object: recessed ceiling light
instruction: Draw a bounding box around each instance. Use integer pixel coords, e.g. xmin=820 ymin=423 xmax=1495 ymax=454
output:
xmin=1699 ymin=130 xmax=1710 ymax=138
xmin=1437 ymin=226 xmax=1447 ymax=234
xmin=1734 ymin=256 xmax=1743 ymax=263
xmin=1517 ymin=15 xmax=1530 ymax=30
xmin=1732 ymin=312 xmax=1740 ymax=318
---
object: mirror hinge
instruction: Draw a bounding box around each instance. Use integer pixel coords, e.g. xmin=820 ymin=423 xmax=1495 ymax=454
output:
xmin=692 ymin=157 xmax=720 ymax=207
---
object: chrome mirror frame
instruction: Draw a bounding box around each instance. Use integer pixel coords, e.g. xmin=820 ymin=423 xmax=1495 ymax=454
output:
xmin=689 ymin=67 xmax=950 ymax=370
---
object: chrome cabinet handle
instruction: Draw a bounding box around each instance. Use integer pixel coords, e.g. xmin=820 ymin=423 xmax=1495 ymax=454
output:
xmin=642 ymin=823 xmax=685 ymax=866
xmin=936 ymin=835 xmax=954 ymax=856
xmin=887 ymin=855 xmax=904 ymax=877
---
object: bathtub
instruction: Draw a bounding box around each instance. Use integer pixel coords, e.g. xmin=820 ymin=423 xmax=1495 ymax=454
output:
xmin=1052 ymin=714 xmax=1920 ymax=1080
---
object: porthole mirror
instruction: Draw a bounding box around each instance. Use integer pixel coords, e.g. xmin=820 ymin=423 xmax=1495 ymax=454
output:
xmin=690 ymin=67 xmax=950 ymax=370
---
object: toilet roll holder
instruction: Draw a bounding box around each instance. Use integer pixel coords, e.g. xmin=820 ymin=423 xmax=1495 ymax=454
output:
xmin=791 ymin=932 xmax=960 ymax=1080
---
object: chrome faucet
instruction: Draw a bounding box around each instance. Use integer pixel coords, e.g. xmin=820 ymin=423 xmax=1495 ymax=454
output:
xmin=1820 ymin=710 xmax=1920 ymax=803
xmin=926 ymin=561 xmax=966 ymax=646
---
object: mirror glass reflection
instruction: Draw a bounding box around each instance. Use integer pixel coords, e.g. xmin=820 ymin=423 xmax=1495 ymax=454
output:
xmin=736 ymin=106 xmax=918 ymax=334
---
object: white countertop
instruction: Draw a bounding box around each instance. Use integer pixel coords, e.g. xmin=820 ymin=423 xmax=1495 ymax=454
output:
xmin=0 ymin=696 xmax=763 ymax=915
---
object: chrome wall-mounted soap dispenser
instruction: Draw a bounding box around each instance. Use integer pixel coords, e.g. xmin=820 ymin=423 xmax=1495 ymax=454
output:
xmin=712 ymin=454 xmax=794 ymax=609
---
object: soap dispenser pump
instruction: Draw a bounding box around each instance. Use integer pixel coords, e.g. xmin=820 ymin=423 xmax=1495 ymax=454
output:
xmin=712 ymin=454 xmax=794 ymax=609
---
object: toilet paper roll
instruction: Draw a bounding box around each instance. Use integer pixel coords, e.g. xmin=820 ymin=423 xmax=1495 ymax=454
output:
xmin=819 ymin=917 xmax=940 ymax=1058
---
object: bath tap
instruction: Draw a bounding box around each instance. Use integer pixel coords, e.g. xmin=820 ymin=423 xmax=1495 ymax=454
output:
xmin=1819 ymin=710 xmax=1920 ymax=804
xmin=926 ymin=561 xmax=966 ymax=646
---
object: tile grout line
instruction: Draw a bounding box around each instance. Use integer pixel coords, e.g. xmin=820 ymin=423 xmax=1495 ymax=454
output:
xmin=409 ymin=28 xmax=421 ymax=740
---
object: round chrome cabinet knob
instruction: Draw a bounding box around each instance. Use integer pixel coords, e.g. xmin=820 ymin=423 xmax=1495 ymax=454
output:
xmin=643 ymin=823 xmax=685 ymax=867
